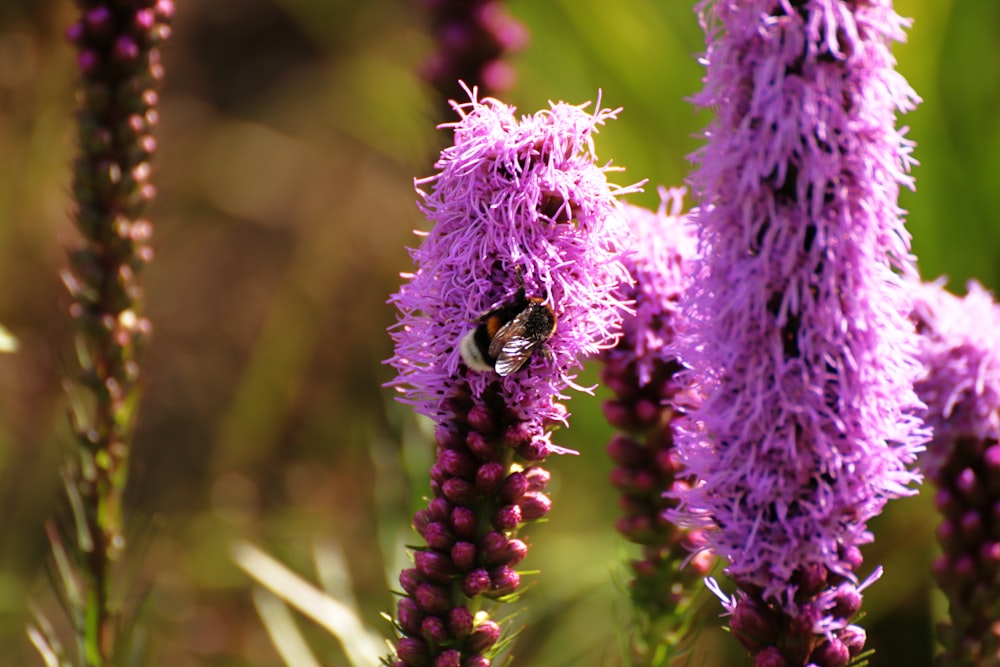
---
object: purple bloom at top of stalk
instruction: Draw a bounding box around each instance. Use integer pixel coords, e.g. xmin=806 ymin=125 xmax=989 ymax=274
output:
xmin=913 ymin=280 xmax=1000 ymax=473
xmin=678 ymin=0 xmax=926 ymax=630
xmin=389 ymin=87 xmax=636 ymax=435
xmin=610 ymin=187 xmax=697 ymax=388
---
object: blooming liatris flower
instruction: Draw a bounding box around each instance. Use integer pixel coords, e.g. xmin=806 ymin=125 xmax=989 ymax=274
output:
xmin=417 ymin=0 xmax=528 ymax=113
xmin=51 ymin=0 xmax=172 ymax=663
xmin=677 ymin=1 xmax=926 ymax=664
xmin=601 ymin=188 xmax=713 ymax=664
xmin=387 ymin=88 xmax=636 ymax=666
xmin=913 ymin=280 xmax=1000 ymax=667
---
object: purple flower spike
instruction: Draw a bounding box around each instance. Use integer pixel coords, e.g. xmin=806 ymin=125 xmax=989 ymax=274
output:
xmin=599 ymin=188 xmax=713 ymax=663
xmin=677 ymin=1 xmax=927 ymax=663
xmin=387 ymin=87 xmax=636 ymax=666
xmin=417 ymin=0 xmax=529 ymax=117
xmin=913 ymin=280 xmax=1000 ymax=666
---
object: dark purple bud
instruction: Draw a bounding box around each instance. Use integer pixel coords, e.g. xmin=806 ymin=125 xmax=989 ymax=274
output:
xmin=961 ymin=510 xmax=983 ymax=541
xmin=114 ymin=36 xmax=140 ymax=64
xmin=516 ymin=437 xmax=549 ymax=461
xmin=66 ymin=22 xmax=85 ymax=44
xmin=656 ymin=449 xmax=683 ymax=476
xmin=840 ymin=545 xmax=863 ymax=571
xmin=602 ymin=399 xmax=636 ymax=430
xmin=830 ymin=585 xmax=862 ymax=620
xmin=475 ymin=462 xmax=505 ymax=494
xmin=754 ymin=647 xmax=788 ymax=667
xmin=451 ymin=506 xmax=477 ymax=539
xmin=518 ymin=491 xmax=551 ymax=521
xmin=421 ymin=615 xmax=450 ymax=645
xmin=524 ymin=467 xmax=549 ymax=491
xmin=451 ymin=541 xmax=477 ymax=571
xmin=415 ymin=550 xmax=454 ymax=583
xmin=78 ymin=50 xmax=100 ymax=74
xmin=400 ymin=567 xmax=422 ymax=595
xmin=442 ymin=478 xmax=476 ymax=506
xmin=954 ymin=554 xmax=976 ymax=580
xmin=840 ymin=625 xmax=867 ymax=656
xmin=498 ymin=471 xmax=528 ymax=502
xmin=415 ymin=583 xmax=450 ymax=614
xmin=429 ymin=497 xmax=452 ymax=522
xmin=795 ymin=562 xmax=827 ymax=598
xmin=462 ymin=657 xmax=490 ymax=667
xmin=467 ymin=404 xmax=496 ymax=433
xmin=504 ymin=422 xmax=532 ymax=449
xmin=931 ymin=554 xmax=950 ymax=584
xmin=479 ymin=531 xmax=507 ymax=564
xmin=448 ymin=606 xmax=473 ymax=638
xmin=937 ymin=519 xmax=957 ymax=548
xmin=468 ymin=619 xmax=502 ymax=653
xmin=934 ymin=488 xmax=955 ymax=513
xmin=461 ymin=569 xmax=491 ymax=597
xmin=397 ymin=636 xmax=430 ymax=666
xmin=607 ymin=434 xmax=646 ymax=466
xmin=731 ymin=597 xmax=780 ymax=653
xmin=980 ymin=541 xmax=1000 ymax=567
xmin=424 ymin=522 xmax=455 ymax=551
xmin=956 ymin=467 xmax=979 ymax=496
xmin=440 ymin=449 xmax=477 ymax=478
xmin=466 ymin=431 xmax=495 ymax=460
xmin=503 ymin=538 xmax=528 ymax=566
xmin=434 ymin=649 xmax=461 ymax=667
xmin=396 ymin=597 xmax=423 ymax=636
xmin=135 ymin=9 xmax=156 ymax=32
xmin=986 ymin=444 xmax=1000 ymax=472
xmin=436 ymin=425 xmax=461 ymax=449
xmin=634 ymin=397 xmax=661 ymax=424
xmin=84 ymin=6 xmax=113 ymax=33
xmin=491 ymin=504 xmax=521 ymax=531
xmin=489 ymin=565 xmax=519 ymax=593
xmin=810 ymin=638 xmax=849 ymax=667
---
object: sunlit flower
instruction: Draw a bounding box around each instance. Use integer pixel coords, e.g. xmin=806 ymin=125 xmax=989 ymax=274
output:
xmin=676 ymin=1 xmax=926 ymax=663
xmin=387 ymin=87 xmax=636 ymax=666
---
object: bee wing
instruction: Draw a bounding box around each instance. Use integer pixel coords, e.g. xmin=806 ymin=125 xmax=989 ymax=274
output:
xmin=494 ymin=336 xmax=541 ymax=376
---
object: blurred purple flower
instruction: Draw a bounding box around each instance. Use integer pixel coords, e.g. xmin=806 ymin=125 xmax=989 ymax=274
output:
xmin=601 ymin=188 xmax=714 ymax=664
xmin=676 ymin=1 xmax=926 ymax=663
xmin=417 ymin=0 xmax=529 ymax=113
xmin=913 ymin=280 xmax=1000 ymax=666
xmin=387 ymin=88 xmax=636 ymax=666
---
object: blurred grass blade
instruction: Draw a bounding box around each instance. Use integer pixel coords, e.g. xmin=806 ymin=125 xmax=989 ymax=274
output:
xmin=231 ymin=540 xmax=383 ymax=667
xmin=0 ymin=323 xmax=18 ymax=353
xmin=312 ymin=539 xmax=357 ymax=609
xmin=251 ymin=587 xmax=322 ymax=667
xmin=27 ymin=604 xmax=72 ymax=667
xmin=45 ymin=522 xmax=84 ymax=621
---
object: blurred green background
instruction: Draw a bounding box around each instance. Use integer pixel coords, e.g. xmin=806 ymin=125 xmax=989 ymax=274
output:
xmin=0 ymin=1 xmax=997 ymax=665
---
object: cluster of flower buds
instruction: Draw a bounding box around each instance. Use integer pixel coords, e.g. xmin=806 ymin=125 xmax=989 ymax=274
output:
xmin=913 ymin=281 xmax=1000 ymax=666
xmin=392 ymin=387 xmax=554 ymax=667
xmin=64 ymin=1 xmax=173 ymax=429
xmin=416 ymin=0 xmax=528 ymax=110
xmin=601 ymin=192 xmax=713 ymax=661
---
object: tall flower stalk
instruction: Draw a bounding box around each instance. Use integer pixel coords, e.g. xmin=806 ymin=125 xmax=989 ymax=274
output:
xmin=33 ymin=3 xmax=172 ymax=665
xmin=912 ymin=281 xmax=1000 ymax=667
xmin=601 ymin=189 xmax=712 ymax=665
xmin=386 ymin=89 xmax=635 ymax=666
xmin=677 ymin=2 xmax=926 ymax=664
